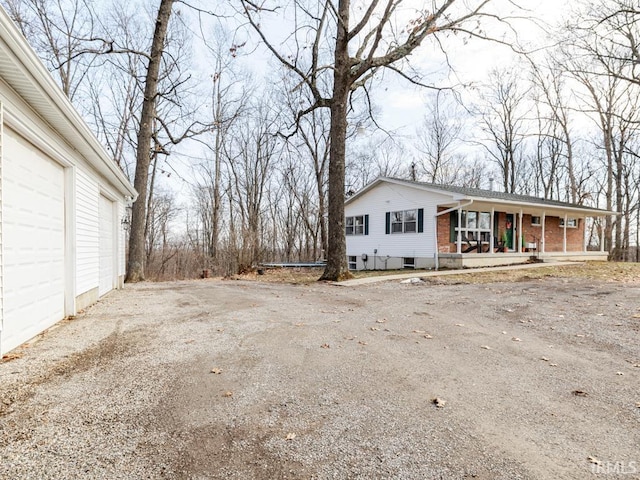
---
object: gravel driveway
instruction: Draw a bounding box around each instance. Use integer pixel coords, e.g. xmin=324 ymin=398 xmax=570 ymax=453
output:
xmin=1 ymin=276 xmax=639 ymax=479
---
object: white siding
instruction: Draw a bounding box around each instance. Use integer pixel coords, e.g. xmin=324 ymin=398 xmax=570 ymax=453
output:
xmin=98 ymin=194 xmax=114 ymax=296
xmin=75 ymin=168 xmax=99 ymax=296
xmin=345 ymin=182 xmax=452 ymax=260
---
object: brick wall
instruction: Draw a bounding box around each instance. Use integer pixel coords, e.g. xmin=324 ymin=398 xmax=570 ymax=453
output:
xmin=436 ymin=207 xmax=585 ymax=253
xmin=543 ymin=216 xmax=584 ymax=252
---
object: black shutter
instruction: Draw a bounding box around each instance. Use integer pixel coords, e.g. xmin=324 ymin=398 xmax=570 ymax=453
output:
xmin=364 ymin=214 xmax=369 ymax=235
xmin=417 ymin=208 xmax=424 ymax=233
xmin=450 ymin=211 xmax=457 ymax=242
xmin=385 ymin=212 xmax=391 ymax=234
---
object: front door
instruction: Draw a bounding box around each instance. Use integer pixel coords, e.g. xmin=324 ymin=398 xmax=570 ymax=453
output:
xmin=505 ymin=214 xmax=515 ymax=251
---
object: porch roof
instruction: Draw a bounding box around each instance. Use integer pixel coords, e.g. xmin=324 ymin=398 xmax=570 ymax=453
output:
xmin=347 ymin=177 xmax=616 ymax=216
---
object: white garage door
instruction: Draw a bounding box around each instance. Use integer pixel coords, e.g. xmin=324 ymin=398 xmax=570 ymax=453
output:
xmin=98 ymin=194 xmax=114 ymax=296
xmin=2 ymin=130 xmax=65 ymax=354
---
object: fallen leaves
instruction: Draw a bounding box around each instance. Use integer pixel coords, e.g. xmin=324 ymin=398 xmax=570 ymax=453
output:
xmin=616 ymin=371 xmax=625 ymax=376
xmin=210 ymin=368 xmax=223 ymax=374
xmin=572 ymin=390 xmax=588 ymax=397
xmin=222 ymin=391 xmax=233 ymax=397
xmin=432 ymin=397 xmax=447 ymax=408
xmin=481 ymin=345 xmax=492 ymax=350
xmin=549 ymin=363 xmax=558 ymax=367
xmin=635 ymin=402 xmax=640 ymax=409
xmin=376 ymin=319 xmax=387 ymax=324
xmin=512 ymin=337 xmax=522 ymax=342
xmin=358 ymin=341 xmax=368 ymax=345
xmin=285 ymin=432 xmax=297 ymax=441
xmin=587 ymin=456 xmax=601 ymax=466
xmin=423 ymin=334 xmax=433 ymax=339
xmin=320 ymin=343 xmax=330 ymax=349
xmin=1 ymin=352 xmax=23 ymax=362
xmin=370 ymin=327 xmax=380 ymax=331
xmin=541 ymin=357 xmax=549 ymax=362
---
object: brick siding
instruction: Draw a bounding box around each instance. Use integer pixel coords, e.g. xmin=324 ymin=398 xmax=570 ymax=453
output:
xmin=436 ymin=207 xmax=585 ymax=253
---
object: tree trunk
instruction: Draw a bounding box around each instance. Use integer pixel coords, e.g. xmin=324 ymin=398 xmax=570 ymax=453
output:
xmin=320 ymin=0 xmax=351 ymax=282
xmin=126 ymin=0 xmax=175 ymax=282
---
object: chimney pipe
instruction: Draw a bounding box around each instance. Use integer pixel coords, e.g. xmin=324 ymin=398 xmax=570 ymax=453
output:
xmin=488 ymin=177 xmax=495 ymax=191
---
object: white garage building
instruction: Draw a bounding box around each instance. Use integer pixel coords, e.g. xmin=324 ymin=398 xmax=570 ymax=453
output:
xmin=0 ymin=8 xmax=136 ymax=355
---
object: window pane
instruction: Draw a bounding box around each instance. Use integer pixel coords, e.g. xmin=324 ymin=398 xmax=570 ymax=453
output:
xmin=392 ymin=211 xmax=403 ymax=223
xmin=355 ymin=225 xmax=364 ymax=235
xmin=479 ymin=212 xmax=490 ymax=230
xmin=467 ymin=211 xmax=477 ymax=229
xmin=392 ymin=223 xmax=403 ymax=233
xmin=345 ymin=216 xmax=354 ymax=235
xmin=404 ymin=210 xmax=416 ymax=222
xmin=404 ymin=221 xmax=416 ymax=233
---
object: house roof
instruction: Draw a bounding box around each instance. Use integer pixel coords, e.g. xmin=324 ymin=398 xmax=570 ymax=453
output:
xmin=0 ymin=6 xmax=136 ymax=199
xmin=346 ymin=177 xmax=616 ymax=216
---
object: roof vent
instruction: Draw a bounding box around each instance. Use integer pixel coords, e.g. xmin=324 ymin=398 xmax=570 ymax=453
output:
xmin=488 ymin=177 xmax=495 ymax=191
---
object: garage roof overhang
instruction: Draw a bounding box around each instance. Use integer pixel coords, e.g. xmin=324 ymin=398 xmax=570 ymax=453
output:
xmin=0 ymin=7 xmax=137 ymax=200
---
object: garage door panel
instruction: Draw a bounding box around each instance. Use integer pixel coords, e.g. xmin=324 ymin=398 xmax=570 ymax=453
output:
xmin=2 ymin=130 xmax=65 ymax=354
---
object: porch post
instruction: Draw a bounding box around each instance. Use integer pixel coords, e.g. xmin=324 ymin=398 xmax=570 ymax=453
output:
xmin=600 ymin=216 xmax=605 ymax=252
xmin=490 ymin=207 xmax=495 ymax=254
xmin=563 ymin=213 xmax=568 ymax=253
xmin=518 ymin=209 xmax=523 ymax=253
xmin=541 ymin=211 xmax=546 ymax=253
xmin=456 ymin=208 xmax=462 ymax=254
xmin=583 ymin=217 xmax=587 ymax=253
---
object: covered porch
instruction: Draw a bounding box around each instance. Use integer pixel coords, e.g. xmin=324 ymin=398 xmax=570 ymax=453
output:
xmin=434 ymin=199 xmax=611 ymax=269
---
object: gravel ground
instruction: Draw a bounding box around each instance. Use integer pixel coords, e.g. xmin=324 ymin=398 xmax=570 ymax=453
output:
xmin=1 ymin=276 xmax=639 ymax=479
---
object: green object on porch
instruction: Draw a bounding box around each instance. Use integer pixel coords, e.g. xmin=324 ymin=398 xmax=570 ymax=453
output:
xmin=502 ymin=228 xmax=513 ymax=249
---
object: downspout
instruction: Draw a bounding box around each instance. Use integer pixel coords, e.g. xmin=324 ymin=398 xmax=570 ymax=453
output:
xmin=434 ymin=200 xmax=474 ymax=270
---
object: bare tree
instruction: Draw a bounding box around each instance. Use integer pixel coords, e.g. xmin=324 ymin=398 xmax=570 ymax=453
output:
xmin=239 ymin=0 xmax=516 ymax=281
xmin=416 ymin=92 xmax=465 ymax=184
xmin=3 ymin=0 xmax=100 ymax=99
xmin=475 ymin=68 xmax=530 ymax=194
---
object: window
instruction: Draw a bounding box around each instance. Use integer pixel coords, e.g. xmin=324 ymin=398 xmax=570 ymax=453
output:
xmin=559 ymin=218 xmax=578 ymax=228
xmin=531 ymin=216 xmax=541 ymax=226
xmin=403 ymin=257 xmax=415 ymax=269
xmin=391 ymin=209 xmax=417 ymax=233
xmin=450 ymin=210 xmax=492 ymax=243
xmin=346 ymin=215 xmax=368 ymax=235
xmin=348 ymin=256 xmax=357 ymax=270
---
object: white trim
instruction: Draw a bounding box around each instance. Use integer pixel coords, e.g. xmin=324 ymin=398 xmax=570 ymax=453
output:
xmin=64 ymin=166 xmax=77 ymax=316
xmin=563 ymin=213 xmax=567 ymax=253
xmin=541 ymin=211 xmax=546 ymax=253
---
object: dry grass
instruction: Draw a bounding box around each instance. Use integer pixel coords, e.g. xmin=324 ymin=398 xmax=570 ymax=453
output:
xmin=235 ymin=261 xmax=640 ymax=285
xmin=423 ymin=261 xmax=640 ymax=285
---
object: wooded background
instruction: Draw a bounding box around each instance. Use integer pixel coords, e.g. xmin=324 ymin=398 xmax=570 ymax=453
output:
xmin=3 ymin=0 xmax=639 ymax=280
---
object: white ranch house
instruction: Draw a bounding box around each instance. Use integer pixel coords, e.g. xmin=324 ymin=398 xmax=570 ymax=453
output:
xmin=0 ymin=7 xmax=136 ymax=355
xmin=345 ymin=177 xmax=614 ymax=271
